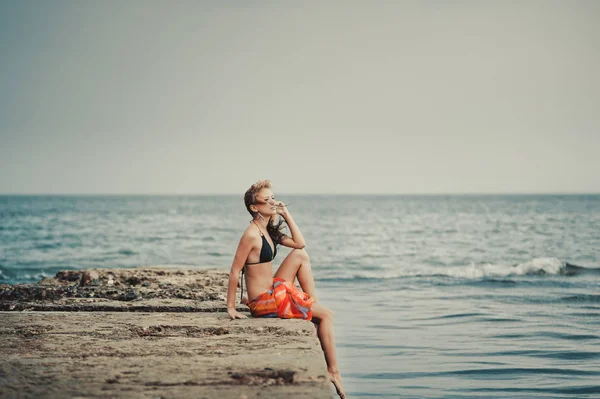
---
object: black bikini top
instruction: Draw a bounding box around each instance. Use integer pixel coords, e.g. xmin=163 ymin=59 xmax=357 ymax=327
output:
xmin=240 ymin=221 xmax=278 ymax=302
xmin=245 ymin=232 xmax=277 ymax=265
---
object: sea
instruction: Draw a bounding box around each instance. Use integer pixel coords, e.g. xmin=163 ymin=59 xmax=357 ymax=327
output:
xmin=1 ymin=194 xmax=599 ymax=398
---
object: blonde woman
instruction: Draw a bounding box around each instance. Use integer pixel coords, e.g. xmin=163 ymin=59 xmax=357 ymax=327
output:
xmin=226 ymin=180 xmax=345 ymax=398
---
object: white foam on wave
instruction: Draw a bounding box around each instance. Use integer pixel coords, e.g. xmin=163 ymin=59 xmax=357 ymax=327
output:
xmin=324 ymin=257 xmax=567 ymax=281
xmin=443 ymin=257 xmax=564 ymax=279
xmin=22 ymin=271 xmax=49 ymax=281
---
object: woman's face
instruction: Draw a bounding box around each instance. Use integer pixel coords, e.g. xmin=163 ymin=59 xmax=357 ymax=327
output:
xmin=254 ymin=188 xmax=277 ymax=216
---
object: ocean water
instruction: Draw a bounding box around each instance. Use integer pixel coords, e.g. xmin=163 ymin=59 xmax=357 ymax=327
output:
xmin=1 ymin=194 xmax=600 ymax=398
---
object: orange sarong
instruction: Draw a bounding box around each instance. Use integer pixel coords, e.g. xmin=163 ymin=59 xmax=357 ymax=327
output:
xmin=246 ymin=277 xmax=314 ymax=321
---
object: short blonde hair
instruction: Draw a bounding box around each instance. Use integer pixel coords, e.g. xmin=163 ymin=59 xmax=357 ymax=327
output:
xmin=244 ymin=180 xmax=272 ymax=217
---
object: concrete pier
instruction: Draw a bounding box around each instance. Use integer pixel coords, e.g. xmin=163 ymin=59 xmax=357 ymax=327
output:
xmin=0 ymin=267 xmax=332 ymax=399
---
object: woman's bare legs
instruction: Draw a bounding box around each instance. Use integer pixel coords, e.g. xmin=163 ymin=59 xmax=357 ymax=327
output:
xmin=275 ymin=248 xmax=317 ymax=299
xmin=312 ymin=302 xmax=345 ymax=399
xmin=275 ymin=249 xmax=345 ymax=398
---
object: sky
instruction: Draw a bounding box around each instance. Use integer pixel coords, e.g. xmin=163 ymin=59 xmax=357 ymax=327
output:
xmin=1 ymin=0 xmax=599 ymax=195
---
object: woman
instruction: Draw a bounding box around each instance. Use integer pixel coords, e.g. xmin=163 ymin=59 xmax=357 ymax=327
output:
xmin=226 ymin=180 xmax=345 ymax=399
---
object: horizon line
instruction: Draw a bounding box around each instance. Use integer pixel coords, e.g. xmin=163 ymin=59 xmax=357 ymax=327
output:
xmin=1 ymin=192 xmax=599 ymax=197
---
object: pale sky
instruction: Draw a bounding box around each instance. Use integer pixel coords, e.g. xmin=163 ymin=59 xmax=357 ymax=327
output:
xmin=1 ymin=0 xmax=599 ymax=195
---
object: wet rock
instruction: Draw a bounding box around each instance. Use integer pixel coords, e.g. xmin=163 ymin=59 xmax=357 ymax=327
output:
xmin=39 ymin=277 xmax=59 ymax=286
xmin=55 ymin=271 xmax=82 ymax=282
xmin=2 ymin=268 xmax=237 ymax=311
xmin=121 ymin=289 xmax=139 ymax=301
xmin=126 ymin=276 xmax=142 ymax=286
xmin=80 ymin=271 xmax=100 ymax=287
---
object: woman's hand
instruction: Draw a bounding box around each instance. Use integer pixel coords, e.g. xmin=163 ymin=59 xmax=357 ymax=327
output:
xmin=227 ymin=308 xmax=247 ymax=320
xmin=275 ymin=201 xmax=289 ymax=216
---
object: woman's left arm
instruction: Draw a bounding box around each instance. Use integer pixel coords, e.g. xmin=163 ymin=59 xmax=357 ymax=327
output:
xmin=277 ymin=203 xmax=306 ymax=249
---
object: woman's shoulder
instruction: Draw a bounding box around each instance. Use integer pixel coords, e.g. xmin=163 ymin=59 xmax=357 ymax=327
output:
xmin=241 ymin=223 xmax=262 ymax=242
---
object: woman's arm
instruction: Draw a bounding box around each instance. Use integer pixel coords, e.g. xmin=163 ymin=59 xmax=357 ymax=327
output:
xmin=277 ymin=203 xmax=306 ymax=249
xmin=226 ymin=233 xmax=253 ymax=319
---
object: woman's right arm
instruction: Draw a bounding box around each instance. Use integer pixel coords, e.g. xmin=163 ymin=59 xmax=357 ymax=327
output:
xmin=226 ymin=233 xmax=253 ymax=319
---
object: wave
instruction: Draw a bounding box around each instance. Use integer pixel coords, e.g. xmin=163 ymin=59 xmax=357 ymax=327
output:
xmin=317 ymin=257 xmax=600 ymax=282
xmin=116 ymin=249 xmax=137 ymax=256
xmin=352 ymin=366 xmax=600 ymax=380
xmin=560 ymin=294 xmax=600 ymax=303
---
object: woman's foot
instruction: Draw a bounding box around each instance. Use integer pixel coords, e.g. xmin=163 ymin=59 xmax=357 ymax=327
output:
xmin=329 ymin=368 xmax=346 ymax=399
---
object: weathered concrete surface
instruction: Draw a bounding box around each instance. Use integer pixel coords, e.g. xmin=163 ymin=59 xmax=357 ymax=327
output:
xmin=0 ymin=267 xmax=233 ymax=312
xmin=0 ymin=268 xmax=333 ymax=399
